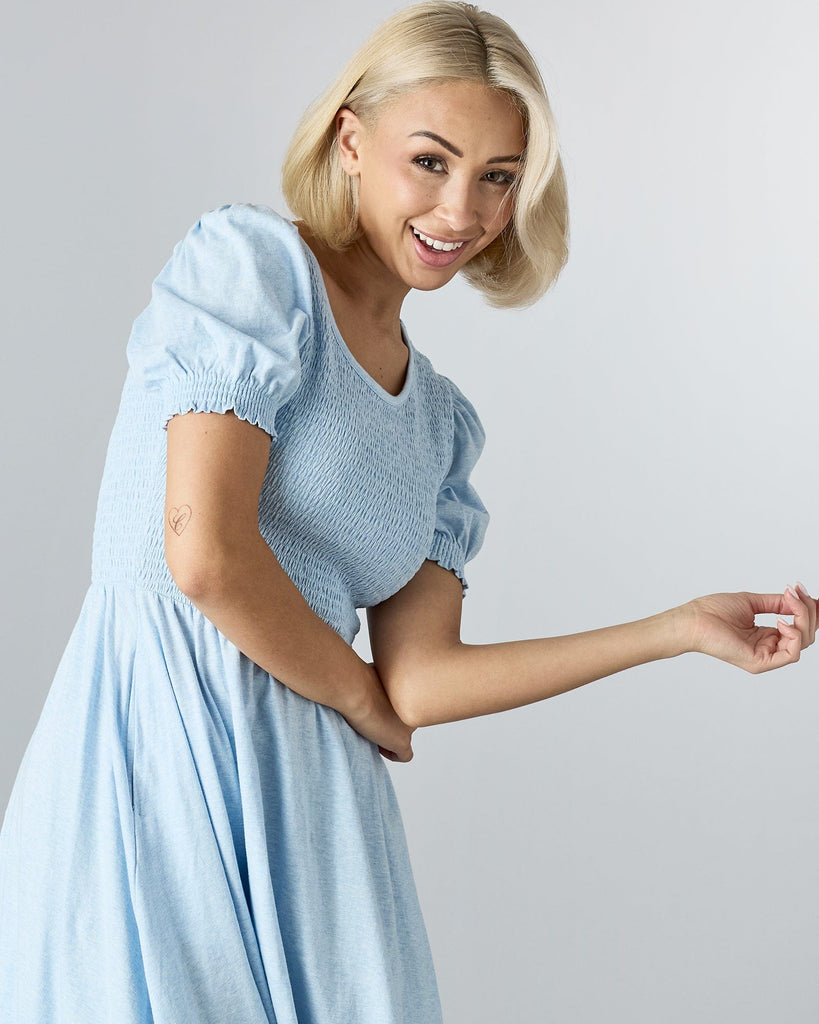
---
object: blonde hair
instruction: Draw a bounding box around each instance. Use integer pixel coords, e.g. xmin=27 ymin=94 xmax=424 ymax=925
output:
xmin=281 ymin=1 xmax=569 ymax=309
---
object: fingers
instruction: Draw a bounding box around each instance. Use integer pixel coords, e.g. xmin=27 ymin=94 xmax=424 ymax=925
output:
xmin=737 ymin=583 xmax=817 ymax=673
xmin=745 ymin=583 xmax=817 ymax=654
xmin=772 ymin=618 xmax=804 ymax=667
xmin=743 ymin=592 xmax=793 ymax=616
xmin=796 ymin=582 xmax=817 ymax=641
xmin=783 ymin=582 xmax=817 ymax=651
xmin=379 ymin=743 xmax=414 ymax=763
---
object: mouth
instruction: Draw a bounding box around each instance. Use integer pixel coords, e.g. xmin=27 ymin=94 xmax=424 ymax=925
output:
xmin=411 ymin=226 xmax=467 ymax=252
xmin=410 ymin=225 xmax=472 ymax=268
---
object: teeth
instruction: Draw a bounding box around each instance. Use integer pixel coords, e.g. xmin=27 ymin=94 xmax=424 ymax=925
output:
xmin=412 ymin=227 xmax=464 ymax=252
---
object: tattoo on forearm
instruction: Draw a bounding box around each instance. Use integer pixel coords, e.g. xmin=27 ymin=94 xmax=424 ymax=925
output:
xmin=168 ymin=504 xmax=192 ymax=535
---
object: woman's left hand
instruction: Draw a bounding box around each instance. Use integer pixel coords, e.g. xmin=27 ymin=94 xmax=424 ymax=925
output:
xmin=681 ymin=583 xmax=817 ymax=673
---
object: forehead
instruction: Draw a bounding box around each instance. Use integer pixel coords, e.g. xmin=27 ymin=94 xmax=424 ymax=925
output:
xmin=372 ymin=80 xmax=525 ymax=155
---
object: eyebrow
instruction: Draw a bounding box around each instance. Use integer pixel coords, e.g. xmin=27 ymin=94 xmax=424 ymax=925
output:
xmin=409 ymin=130 xmax=523 ymax=164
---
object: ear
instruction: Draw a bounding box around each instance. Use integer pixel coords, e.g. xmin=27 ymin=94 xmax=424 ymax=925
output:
xmin=335 ymin=107 xmax=364 ymax=178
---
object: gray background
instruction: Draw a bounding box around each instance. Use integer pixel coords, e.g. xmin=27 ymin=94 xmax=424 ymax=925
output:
xmin=2 ymin=0 xmax=817 ymax=1020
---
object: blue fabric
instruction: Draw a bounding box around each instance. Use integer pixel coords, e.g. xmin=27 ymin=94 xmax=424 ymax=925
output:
xmin=428 ymin=377 xmax=490 ymax=589
xmin=0 ymin=202 xmax=489 ymax=1023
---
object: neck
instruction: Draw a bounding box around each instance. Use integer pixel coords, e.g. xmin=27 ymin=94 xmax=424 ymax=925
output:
xmin=295 ymin=223 xmax=409 ymax=338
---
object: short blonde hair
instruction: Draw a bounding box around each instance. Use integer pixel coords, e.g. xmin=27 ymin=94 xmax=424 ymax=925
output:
xmin=281 ymin=1 xmax=569 ymax=309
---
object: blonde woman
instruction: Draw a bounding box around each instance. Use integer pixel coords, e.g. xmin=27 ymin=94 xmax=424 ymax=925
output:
xmin=0 ymin=2 xmax=815 ymax=1022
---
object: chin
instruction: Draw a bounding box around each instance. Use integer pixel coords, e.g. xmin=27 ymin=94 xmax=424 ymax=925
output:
xmin=410 ymin=274 xmax=459 ymax=293
xmin=404 ymin=261 xmax=463 ymax=292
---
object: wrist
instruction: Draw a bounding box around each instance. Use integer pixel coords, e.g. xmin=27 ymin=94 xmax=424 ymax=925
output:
xmin=342 ymin=659 xmax=381 ymax=722
xmin=661 ymin=602 xmax=697 ymax=658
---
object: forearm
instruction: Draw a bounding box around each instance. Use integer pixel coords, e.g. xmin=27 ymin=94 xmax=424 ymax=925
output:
xmin=398 ymin=607 xmax=690 ymax=728
xmin=173 ymin=533 xmax=372 ymax=718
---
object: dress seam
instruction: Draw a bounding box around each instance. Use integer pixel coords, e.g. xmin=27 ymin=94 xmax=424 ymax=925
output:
xmin=90 ymin=577 xmax=194 ymax=610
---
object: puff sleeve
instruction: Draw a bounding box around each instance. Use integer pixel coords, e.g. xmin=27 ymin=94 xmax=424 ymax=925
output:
xmin=427 ymin=377 xmax=490 ymax=597
xmin=126 ymin=203 xmax=312 ymax=436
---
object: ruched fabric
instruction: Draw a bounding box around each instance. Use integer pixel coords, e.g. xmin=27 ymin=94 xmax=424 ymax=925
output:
xmin=0 ymin=202 xmax=490 ymax=1023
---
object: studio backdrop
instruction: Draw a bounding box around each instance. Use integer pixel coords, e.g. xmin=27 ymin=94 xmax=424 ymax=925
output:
xmin=1 ymin=1 xmax=817 ymax=1021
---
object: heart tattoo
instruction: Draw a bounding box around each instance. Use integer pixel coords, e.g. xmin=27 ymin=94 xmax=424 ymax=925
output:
xmin=168 ymin=504 xmax=192 ymax=535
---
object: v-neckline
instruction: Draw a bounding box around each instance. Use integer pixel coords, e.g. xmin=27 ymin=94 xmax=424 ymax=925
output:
xmin=293 ymin=227 xmax=416 ymax=407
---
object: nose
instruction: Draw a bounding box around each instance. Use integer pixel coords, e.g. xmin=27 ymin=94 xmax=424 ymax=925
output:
xmin=434 ymin=175 xmax=482 ymax=236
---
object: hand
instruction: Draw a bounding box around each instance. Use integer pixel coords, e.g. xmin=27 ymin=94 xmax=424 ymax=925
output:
xmin=680 ymin=583 xmax=817 ymax=673
xmin=341 ymin=663 xmax=417 ymax=762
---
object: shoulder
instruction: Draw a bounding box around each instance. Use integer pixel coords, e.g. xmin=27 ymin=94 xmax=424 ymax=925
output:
xmin=192 ymin=201 xmax=300 ymax=250
xmin=436 ymin=372 xmax=487 ymax=464
xmin=405 ymin=347 xmax=487 ymax=480
xmin=405 ymin=340 xmax=487 ymax=443
xmin=177 ymin=202 xmax=313 ymax=296
xmin=430 ymin=363 xmax=486 ymax=444
xmin=408 ymin=347 xmax=457 ymax=414
xmin=145 ymin=202 xmax=316 ymax=335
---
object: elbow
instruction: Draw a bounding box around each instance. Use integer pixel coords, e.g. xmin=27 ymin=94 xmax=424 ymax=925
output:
xmin=394 ymin=690 xmax=428 ymax=731
xmin=165 ymin=546 xmax=232 ymax=604
xmin=164 ymin=509 xmax=264 ymax=602
xmin=378 ymin=658 xmax=443 ymax=731
xmin=374 ymin=663 xmax=422 ymax=730
xmin=391 ymin=640 xmax=467 ymax=730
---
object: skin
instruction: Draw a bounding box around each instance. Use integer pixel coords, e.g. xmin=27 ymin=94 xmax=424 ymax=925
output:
xmin=163 ymin=80 xmax=818 ymax=762
xmin=296 ymin=80 xmax=524 ymax=397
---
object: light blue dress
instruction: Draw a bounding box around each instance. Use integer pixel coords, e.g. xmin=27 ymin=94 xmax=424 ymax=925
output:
xmin=0 ymin=203 xmax=490 ymax=1023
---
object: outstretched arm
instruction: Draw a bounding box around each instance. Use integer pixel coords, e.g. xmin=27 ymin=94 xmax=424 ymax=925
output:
xmin=367 ymin=561 xmax=817 ymax=729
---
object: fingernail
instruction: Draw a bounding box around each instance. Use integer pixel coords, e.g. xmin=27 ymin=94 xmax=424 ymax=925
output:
xmin=786 ymin=585 xmax=799 ymax=600
xmin=796 ymin=581 xmax=810 ymax=597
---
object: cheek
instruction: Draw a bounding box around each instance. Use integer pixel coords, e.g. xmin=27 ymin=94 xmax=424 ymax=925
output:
xmin=359 ymin=163 xmax=433 ymax=220
xmin=489 ymin=193 xmax=515 ymax=235
xmin=390 ymin=169 xmax=436 ymax=213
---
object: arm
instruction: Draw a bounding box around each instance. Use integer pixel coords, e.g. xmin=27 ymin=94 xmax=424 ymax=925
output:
xmin=367 ymin=560 xmax=818 ymax=729
xmin=164 ymin=408 xmax=415 ymax=760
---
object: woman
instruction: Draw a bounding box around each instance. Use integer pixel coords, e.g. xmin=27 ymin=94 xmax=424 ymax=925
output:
xmin=0 ymin=2 xmax=815 ymax=1022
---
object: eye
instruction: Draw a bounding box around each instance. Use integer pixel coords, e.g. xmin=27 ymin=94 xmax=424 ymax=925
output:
xmin=413 ymin=154 xmax=446 ymax=173
xmin=484 ymin=169 xmax=516 ymax=186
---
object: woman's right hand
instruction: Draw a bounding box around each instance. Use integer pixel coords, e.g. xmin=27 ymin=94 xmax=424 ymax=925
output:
xmin=342 ymin=663 xmax=416 ymax=762
xmin=679 ymin=582 xmax=817 ymax=673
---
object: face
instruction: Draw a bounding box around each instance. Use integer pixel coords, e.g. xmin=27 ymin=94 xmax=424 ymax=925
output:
xmin=336 ymin=79 xmax=526 ymax=294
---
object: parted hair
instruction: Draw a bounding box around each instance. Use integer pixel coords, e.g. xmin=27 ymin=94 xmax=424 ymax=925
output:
xmin=281 ymin=1 xmax=569 ymax=309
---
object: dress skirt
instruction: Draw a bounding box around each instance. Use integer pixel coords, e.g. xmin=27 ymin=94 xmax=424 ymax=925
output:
xmin=0 ymin=581 xmax=444 ymax=1024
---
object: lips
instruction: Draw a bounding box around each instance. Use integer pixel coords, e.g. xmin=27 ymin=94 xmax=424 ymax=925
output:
xmin=409 ymin=225 xmax=469 ymax=268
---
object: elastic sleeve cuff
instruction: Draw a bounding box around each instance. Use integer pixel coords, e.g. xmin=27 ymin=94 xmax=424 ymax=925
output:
xmin=428 ymin=531 xmax=469 ymax=598
xmin=159 ymin=374 xmax=284 ymax=437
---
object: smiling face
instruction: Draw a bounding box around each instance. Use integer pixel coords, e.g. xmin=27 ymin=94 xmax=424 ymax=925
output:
xmin=336 ymin=79 xmax=526 ymax=294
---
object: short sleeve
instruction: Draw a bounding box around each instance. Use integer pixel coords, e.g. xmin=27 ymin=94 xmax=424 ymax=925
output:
xmin=428 ymin=377 xmax=490 ymax=598
xmin=126 ymin=203 xmax=312 ymax=436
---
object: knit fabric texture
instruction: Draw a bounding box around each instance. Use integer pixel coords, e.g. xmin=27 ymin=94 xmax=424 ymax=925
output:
xmin=104 ymin=201 xmax=490 ymax=642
